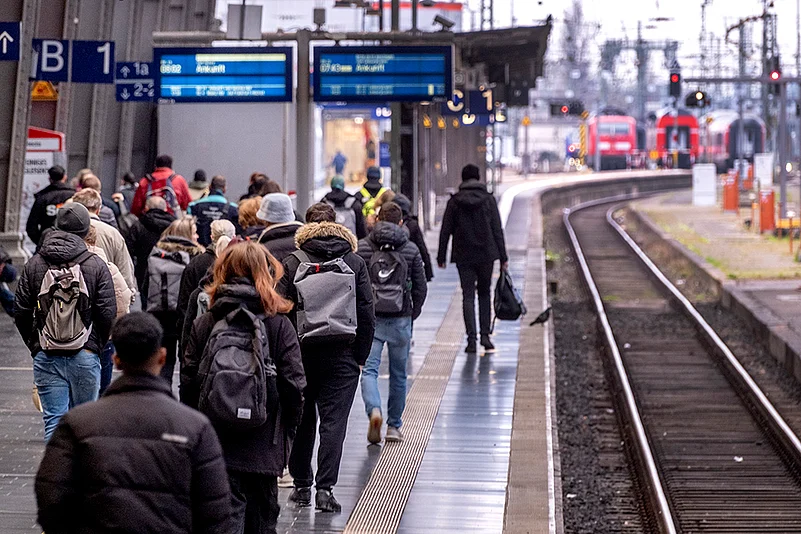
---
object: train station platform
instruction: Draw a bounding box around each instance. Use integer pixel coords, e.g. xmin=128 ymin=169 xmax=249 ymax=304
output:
xmin=630 ymin=190 xmax=801 ymax=384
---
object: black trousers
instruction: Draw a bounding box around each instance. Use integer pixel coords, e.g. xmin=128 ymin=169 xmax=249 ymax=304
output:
xmin=289 ymin=355 xmax=360 ymax=490
xmin=228 ymin=470 xmax=279 ymax=534
xmin=457 ymin=262 xmax=494 ymax=339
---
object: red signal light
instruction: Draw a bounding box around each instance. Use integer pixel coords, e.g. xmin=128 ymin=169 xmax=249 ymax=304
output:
xmin=670 ymin=74 xmax=680 ymax=83
xmin=770 ymin=70 xmax=781 ymax=81
xmin=561 ymin=105 xmax=569 ymax=114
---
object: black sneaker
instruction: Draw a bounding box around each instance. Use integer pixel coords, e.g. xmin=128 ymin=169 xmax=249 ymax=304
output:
xmin=465 ymin=338 xmax=477 ymax=353
xmin=480 ymin=335 xmax=495 ymax=351
xmin=315 ymin=489 xmax=342 ymax=513
xmin=289 ymin=486 xmax=312 ymax=507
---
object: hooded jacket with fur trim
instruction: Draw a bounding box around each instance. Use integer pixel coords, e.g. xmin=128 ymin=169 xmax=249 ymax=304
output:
xmin=277 ymin=222 xmax=375 ymax=365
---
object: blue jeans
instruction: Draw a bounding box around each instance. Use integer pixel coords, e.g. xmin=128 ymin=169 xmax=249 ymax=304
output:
xmin=361 ymin=316 xmax=412 ymax=429
xmin=99 ymin=342 xmax=115 ymax=395
xmin=33 ymin=350 xmax=100 ymax=441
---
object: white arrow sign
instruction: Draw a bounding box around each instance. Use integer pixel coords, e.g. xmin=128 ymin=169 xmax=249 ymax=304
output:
xmin=120 ymin=65 xmax=130 ymax=78
xmin=0 ymin=31 xmax=13 ymax=55
xmin=120 ymin=87 xmax=130 ymax=100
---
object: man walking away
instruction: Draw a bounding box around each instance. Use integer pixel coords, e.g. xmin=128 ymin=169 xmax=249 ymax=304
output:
xmin=79 ymin=174 xmax=119 ymax=229
xmin=35 ymin=312 xmax=234 ymax=533
xmin=187 ymin=174 xmax=239 ymax=246
xmin=359 ymin=166 xmax=390 ymax=219
xmin=323 ymin=175 xmax=367 ymax=239
xmin=357 ymin=202 xmax=427 ymax=444
xmin=14 ymin=203 xmax=116 ymax=440
xmin=116 ymin=171 xmax=138 ymax=210
xmin=257 ymin=193 xmax=303 ymax=262
xmin=124 ymin=196 xmax=175 ymax=294
xmin=130 ymin=154 xmax=192 ymax=217
xmin=188 ymin=169 xmax=209 ymax=201
xmin=437 ymin=164 xmax=508 ymax=354
xmin=278 ymin=203 xmax=375 ymax=513
xmin=26 ymin=166 xmax=75 ymax=249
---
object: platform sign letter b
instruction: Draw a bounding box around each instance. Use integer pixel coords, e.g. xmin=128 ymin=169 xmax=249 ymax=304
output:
xmin=31 ymin=39 xmax=69 ymax=82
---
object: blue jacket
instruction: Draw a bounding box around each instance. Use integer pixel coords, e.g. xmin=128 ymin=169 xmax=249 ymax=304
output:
xmin=187 ymin=190 xmax=239 ymax=246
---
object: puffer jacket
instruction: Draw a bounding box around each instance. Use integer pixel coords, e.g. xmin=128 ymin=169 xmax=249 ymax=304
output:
xmin=322 ymin=189 xmax=367 ymax=239
xmin=88 ymin=245 xmax=133 ymax=318
xmin=357 ymin=221 xmax=427 ymax=320
xmin=142 ymin=236 xmax=204 ymax=310
xmin=258 ymin=221 xmax=303 ymax=262
xmin=36 ymin=372 xmax=234 ymax=533
xmin=89 ymin=215 xmax=136 ymax=297
xmin=182 ymin=282 xmax=306 ymax=476
xmin=176 ymin=247 xmax=216 ymax=350
xmin=14 ymin=230 xmax=116 ymax=356
xmin=277 ymin=222 xmax=375 ymax=365
xmin=125 ymin=209 xmax=175 ymax=293
xmin=437 ymin=180 xmax=508 ymax=266
xmin=25 ymin=182 xmax=76 ymax=248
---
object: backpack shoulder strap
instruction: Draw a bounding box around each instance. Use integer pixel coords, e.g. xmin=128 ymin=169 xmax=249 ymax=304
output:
xmin=73 ymin=250 xmax=94 ymax=266
xmin=293 ymin=250 xmax=311 ymax=264
xmin=344 ymin=196 xmax=356 ymax=209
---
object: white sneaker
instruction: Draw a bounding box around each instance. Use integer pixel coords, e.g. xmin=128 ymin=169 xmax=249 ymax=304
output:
xmin=277 ymin=468 xmax=293 ymax=488
xmin=385 ymin=426 xmax=404 ymax=442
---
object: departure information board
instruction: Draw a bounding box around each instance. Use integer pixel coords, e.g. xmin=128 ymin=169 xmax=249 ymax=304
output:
xmin=154 ymin=47 xmax=293 ymax=103
xmin=313 ymin=46 xmax=453 ymax=103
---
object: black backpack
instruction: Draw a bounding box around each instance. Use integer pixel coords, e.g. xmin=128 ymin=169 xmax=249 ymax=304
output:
xmin=197 ymin=307 xmax=278 ymax=430
xmin=367 ymin=242 xmax=409 ymax=315
xmin=493 ymin=269 xmax=527 ymax=330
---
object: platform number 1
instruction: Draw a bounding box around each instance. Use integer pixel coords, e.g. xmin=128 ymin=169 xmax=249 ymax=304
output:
xmin=97 ymin=42 xmax=111 ymax=75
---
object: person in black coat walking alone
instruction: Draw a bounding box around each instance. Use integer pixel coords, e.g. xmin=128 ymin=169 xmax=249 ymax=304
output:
xmin=278 ymin=205 xmax=375 ymax=513
xmin=36 ymin=312 xmax=234 ymax=534
xmin=437 ymin=164 xmax=508 ymax=353
xmin=25 ymin=165 xmax=75 ymax=249
xmin=182 ymin=242 xmax=306 ymax=534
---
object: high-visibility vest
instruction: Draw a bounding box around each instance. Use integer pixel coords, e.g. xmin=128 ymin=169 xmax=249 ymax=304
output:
xmin=360 ymin=186 xmax=389 ymax=217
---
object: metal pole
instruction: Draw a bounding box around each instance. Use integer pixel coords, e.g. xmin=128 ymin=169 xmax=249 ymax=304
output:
xmin=594 ymin=116 xmax=601 ymax=171
xmin=524 ymin=120 xmax=530 ymax=177
xmin=239 ymin=0 xmax=246 ymax=39
xmin=390 ymin=0 xmax=401 ymax=191
xmin=412 ymin=0 xmax=418 ymax=32
xmin=780 ymin=81 xmax=788 ymax=218
xmin=412 ymin=105 xmax=420 ymax=211
xmin=391 ymin=0 xmax=400 ymax=30
xmin=378 ymin=0 xmax=384 ymax=32
xmin=738 ymin=25 xmax=746 ymax=187
xmin=797 ymin=0 xmax=801 ymax=76
xmin=295 ymin=29 xmax=312 ymax=213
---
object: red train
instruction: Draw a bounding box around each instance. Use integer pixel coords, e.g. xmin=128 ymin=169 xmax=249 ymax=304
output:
xmin=587 ymin=114 xmax=637 ymax=170
xmin=646 ymin=109 xmax=700 ymax=169
xmin=699 ymin=110 xmax=767 ymax=173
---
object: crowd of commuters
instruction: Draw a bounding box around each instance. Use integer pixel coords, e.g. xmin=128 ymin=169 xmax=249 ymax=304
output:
xmin=12 ymin=155 xmax=507 ymax=533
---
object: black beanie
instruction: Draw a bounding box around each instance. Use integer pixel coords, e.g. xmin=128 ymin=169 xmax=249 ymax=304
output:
xmin=55 ymin=203 xmax=91 ymax=238
xmin=462 ymin=164 xmax=480 ymax=182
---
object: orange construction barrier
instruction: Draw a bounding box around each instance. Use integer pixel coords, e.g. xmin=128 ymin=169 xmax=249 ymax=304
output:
xmin=723 ymin=176 xmax=739 ymax=212
xmin=760 ymin=189 xmax=775 ymax=233
xmin=742 ymin=165 xmax=754 ymax=190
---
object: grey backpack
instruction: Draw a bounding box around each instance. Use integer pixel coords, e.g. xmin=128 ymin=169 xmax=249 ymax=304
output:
xmin=292 ymin=250 xmax=358 ymax=344
xmin=36 ymin=250 xmax=93 ymax=352
xmin=146 ymin=248 xmax=189 ymax=312
xmin=326 ymin=197 xmax=358 ymax=235
xmin=197 ymin=307 xmax=278 ymax=430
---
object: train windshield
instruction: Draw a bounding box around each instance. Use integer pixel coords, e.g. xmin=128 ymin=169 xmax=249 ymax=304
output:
xmin=598 ymin=122 xmax=632 ymax=136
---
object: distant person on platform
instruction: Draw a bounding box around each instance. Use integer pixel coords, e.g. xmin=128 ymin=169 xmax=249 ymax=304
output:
xmin=188 ymin=169 xmax=210 ymax=201
xmin=359 ymin=167 xmax=389 ymax=220
xmin=323 ymin=175 xmax=367 ymax=239
xmin=187 ymin=175 xmax=239 ymax=246
xmin=331 ymin=150 xmax=347 ymax=176
xmin=115 ymin=172 xmax=138 ymax=211
xmin=130 ymin=154 xmax=192 ymax=217
xmin=79 ymin=174 xmax=120 ymax=229
xmin=437 ymin=164 xmax=508 ymax=354
xmin=26 ymin=165 xmax=75 ymax=249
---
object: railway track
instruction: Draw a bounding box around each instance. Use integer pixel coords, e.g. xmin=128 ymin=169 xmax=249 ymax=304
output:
xmin=564 ymin=199 xmax=801 ymax=533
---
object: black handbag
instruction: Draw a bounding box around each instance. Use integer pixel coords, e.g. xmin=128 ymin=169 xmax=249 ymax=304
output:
xmin=493 ymin=269 xmax=527 ymax=331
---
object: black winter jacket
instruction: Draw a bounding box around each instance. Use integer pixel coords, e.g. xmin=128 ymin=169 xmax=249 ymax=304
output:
xmin=258 ymin=221 xmax=303 ymax=262
xmin=358 ymin=221 xmax=427 ymax=320
xmin=176 ymin=248 xmax=216 ymax=347
xmin=182 ymin=283 xmax=306 ymax=476
xmin=25 ymin=182 xmax=76 ymax=248
xmin=437 ymin=180 xmax=508 ymax=266
xmin=14 ymin=231 xmax=116 ymax=356
xmin=404 ymin=217 xmax=434 ymax=281
xmin=35 ymin=372 xmax=234 ymax=534
xmin=125 ymin=209 xmax=175 ymax=293
xmin=240 ymin=224 xmax=266 ymax=241
xmin=277 ymin=222 xmax=375 ymax=366
xmin=322 ymin=189 xmax=368 ymax=239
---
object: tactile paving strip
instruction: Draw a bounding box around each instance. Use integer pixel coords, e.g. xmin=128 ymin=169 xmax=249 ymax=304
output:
xmin=343 ymin=293 xmax=464 ymax=534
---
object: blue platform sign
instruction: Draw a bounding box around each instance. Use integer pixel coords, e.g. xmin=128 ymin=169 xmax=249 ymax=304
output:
xmin=71 ymin=41 xmax=114 ymax=83
xmin=379 ymin=142 xmax=391 ymax=168
xmin=154 ymin=47 xmax=294 ymax=103
xmin=115 ymin=61 xmax=155 ymax=102
xmin=313 ymin=45 xmax=453 ymax=103
xmin=116 ymin=61 xmax=154 ymax=80
xmin=0 ymin=22 xmax=20 ymax=62
xmin=31 ymin=39 xmax=69 ymax=82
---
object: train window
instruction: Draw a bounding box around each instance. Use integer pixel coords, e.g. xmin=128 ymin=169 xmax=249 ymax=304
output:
xmin=598 ymin=122 xmax=632 ymax=136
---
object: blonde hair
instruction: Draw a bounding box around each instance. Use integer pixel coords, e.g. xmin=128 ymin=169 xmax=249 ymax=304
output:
xmin=211 ymin=219 xmax=236 ymax=251
xmin=161 ymin=216 xmax=197 ymax=241
xmin=83 ymin=225 xmax=98 ymax=246
xmin=238 ymin=196 xmax=263 ymax=228
xmin=72 ymin=188 xmax=103 ymax=213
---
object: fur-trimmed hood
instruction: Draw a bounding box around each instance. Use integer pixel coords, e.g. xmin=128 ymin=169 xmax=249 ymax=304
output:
xmin=295 ymin=222 xmax=357 ymax=252
xmin=155 ymin=236 xmax=205 ymax=257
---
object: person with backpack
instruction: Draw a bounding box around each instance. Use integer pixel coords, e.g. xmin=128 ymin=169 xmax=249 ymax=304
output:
xmin=278 ymin=203 xmax=375 ymax=513
xmin=25 ymin=165 xmax=75 ymax=250
xmin=393 ymin=193 xmax=434 ymax=282
xmin=187 ymin=175 xmax=240 ymax=246
xmin=322 ymin=175 xmax=367 ymax=239
xmin=356 ymin=202 xmax=427 ymax=444
xmin=130 ymin=154 xmax=192 ymax=217
xmin=144 ymin=217 xmax=204 ymax=385
xmin=257 ymin=193 xmax=303 ymax=262
xmin=182 ymin=242 xmax=306 ymax=533
xmin=124 ymin=196 xmax=176 ymax=294
xmin=359 ymin=166 xmax=390 ymax=220
xmin=13 ymin=203 xmax=116 ymax=440
xmin=36 ymin=312 xmax=235 ymax=533
xmin=188 ymin=169 xmax=210 ymax=201
xmin=437 ymin=164 xmax=509 ymax=354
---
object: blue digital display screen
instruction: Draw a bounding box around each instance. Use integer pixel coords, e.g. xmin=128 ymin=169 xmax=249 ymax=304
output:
xmin=154 ymin=47 xmax=293 ymax=103
xmin=313 ymin=46 xmax=453 ymax=103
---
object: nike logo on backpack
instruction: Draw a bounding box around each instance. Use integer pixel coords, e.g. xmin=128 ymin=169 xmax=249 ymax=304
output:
xmin=378 ymin=268 xmax=396 ymax=280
